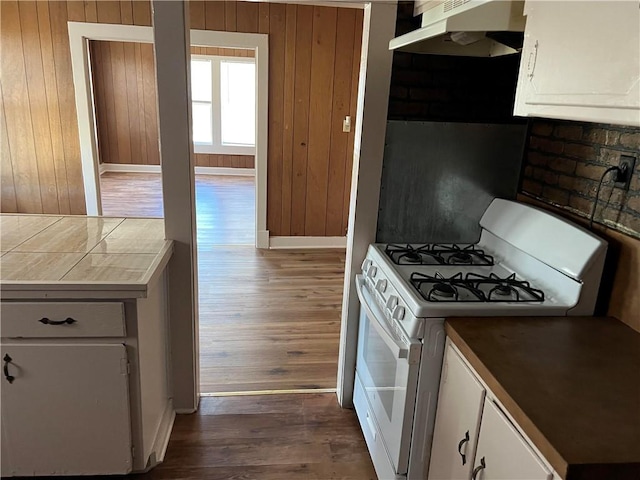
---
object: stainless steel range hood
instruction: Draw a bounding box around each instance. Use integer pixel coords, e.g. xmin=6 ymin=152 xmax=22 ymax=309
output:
xmin=390 ymin=0 xmax=526 ymax=57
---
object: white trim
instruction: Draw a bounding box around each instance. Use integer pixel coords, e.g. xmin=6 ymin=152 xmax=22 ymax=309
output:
xmin=194 ymin=167 xmax=254 ymax=176
xmin=269 ymin=236 xmax=347 ymax=249
xmin=201 ymin=388 xmax=337 ymax=397
xmin=68 ymin=22 xmax=268 ymax=250
xmin=336 ymin=2 xmax=398 ymax=407
xmin=98 ymin=162 xmax=107 ymax=175
xmin=257 ymin=230 xmax=270 ymax=249
xmin=101 ymin=164 xmax=162 ymax=174
xmin=99 ymin=163 xmax=255 ymax=177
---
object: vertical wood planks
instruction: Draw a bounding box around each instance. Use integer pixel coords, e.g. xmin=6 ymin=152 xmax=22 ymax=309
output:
xmin=36 ymin=1 xmax=71 ymax=214
xmin=267 ymin=3 xmax=286 ymax=235
xmin=0 ymin=91 xmax=18 ymax=212
xmin=326 ymin=9 xmax=356 ymax=236
xmin=18 ymin=1 xmax=59 ymax=213
xmin=190 ymin=1 xmax=205 ymax=30
xmin=236 ymin=1 xmax=259 ymax=33
xmin=49 ymin=0 xmax=85 ymax=214
xmin=305 ymin=7 xmax=337 ymax=236
xmin=0 ymin=0 xmax=363 ymax=230
xmin=1 ymin=0 xmax=43 ymax=213
xmin=343 ymin=10 xmax=364 ymax=235
xmin=280 ymin=4 xmax=297 ymax=236
xmin=290 ymin=5 xmax=314 ymax=236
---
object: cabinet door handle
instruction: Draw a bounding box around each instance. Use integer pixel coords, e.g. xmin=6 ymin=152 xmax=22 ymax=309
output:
xmin=472 ymin=457 xmax=486 ymax=480
xmin=39 ymin=317 xmax=76 ymax=326
xmin=527 ymin=40 xmax=539 ymax=78
xmin=3 ymin=354 xmax=15 ymax=384
xmin=457 ymin=430 xmax=470 ymax=465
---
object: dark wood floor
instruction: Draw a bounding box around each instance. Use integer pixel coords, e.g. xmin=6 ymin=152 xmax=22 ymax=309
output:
xmin=17 ymin=394 xmax=376 ymax=480
xmin=99 ymin=173 xmax=345 ymax=394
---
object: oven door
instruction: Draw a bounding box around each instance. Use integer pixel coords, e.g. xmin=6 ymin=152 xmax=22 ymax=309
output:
xmin=354 ymin=275 xmax=421 ymax=475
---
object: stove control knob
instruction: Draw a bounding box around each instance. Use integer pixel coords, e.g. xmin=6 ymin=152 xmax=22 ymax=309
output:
xmin=376 ymin=279 xmax=388 ymax=293
xmin=369 ymin=266 xmax=378 ymax=278
xmin=386 ymin=296 xmax=398 ymax=313
xmin=361 ymin=259 xmax=372 ymax=273
xmin=393 ymin=306 xmax=405 ymax=321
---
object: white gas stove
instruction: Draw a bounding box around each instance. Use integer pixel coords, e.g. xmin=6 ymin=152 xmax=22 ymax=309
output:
xmin=353 ymin=199 xmax=608 ymax=480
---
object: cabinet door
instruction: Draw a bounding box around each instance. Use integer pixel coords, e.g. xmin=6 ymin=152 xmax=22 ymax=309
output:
xmin=1 ymin=344 xmax=132 ymax=476
xmin=428 ymin=345 xmax=486 ymax=480
xmin=472 ymin=400 xmax=552 ymax=480
xmin=515 ymin=1 xmax=640 ymax=126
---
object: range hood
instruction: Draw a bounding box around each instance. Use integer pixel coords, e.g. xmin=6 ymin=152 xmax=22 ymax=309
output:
xmin=390 ymin=0 xmax=526 ymax=57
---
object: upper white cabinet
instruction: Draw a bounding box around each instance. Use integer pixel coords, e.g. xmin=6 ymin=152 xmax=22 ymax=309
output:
xmin=514 ymin=1 xmax=640 ymax=126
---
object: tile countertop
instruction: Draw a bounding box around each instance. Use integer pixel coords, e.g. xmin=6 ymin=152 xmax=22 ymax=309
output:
xmin=446 ymin=316 xmax=640 ymax=480
xmin=0 ymin=215 xmax=173 ymax=300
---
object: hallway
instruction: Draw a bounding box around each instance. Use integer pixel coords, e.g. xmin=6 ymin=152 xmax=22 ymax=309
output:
xmin=100 ymin=172 xmax=344 ymax=393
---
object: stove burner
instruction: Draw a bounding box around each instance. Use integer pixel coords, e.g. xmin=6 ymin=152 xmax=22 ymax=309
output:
xmin=489 ymin=283 xmax=519 ymax=300
xmin=402 ymin=251 xmax=423 ymax=264
xmin=429 ymin=282 xmax=458 ymax=301
xmin=448 ymin=252 xmax=473 ymax=265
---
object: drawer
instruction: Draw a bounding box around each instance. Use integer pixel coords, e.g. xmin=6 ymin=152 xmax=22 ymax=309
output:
xmin=1 ymin=302 xmax=125 ymax=338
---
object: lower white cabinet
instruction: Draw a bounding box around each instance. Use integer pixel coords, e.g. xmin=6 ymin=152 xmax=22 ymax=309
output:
xmin=428 ymin=344 xmax=485 ymax=480
xmin=0 ymin=270 xmax=174 ymax=476
xmin=428 ymin=341 xmax=553 ymax=480
xmin=473 ymin=400 xmax=552 ymax=480
xmin=1 ymin=344 xmax=132 ymax=476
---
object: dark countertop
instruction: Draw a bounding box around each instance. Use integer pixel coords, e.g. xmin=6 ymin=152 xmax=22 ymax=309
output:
xmin=445 ymin=316 xmax=640 ymax=480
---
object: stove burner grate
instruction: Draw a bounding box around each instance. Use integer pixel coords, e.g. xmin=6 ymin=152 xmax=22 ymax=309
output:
xmin=385 ymin=243 xmax=494 ymax=266
xmin=409 ymin=271 xmax=545 ymax=303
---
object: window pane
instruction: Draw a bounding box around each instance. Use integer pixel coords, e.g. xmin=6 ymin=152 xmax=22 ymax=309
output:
xmin=192 ymin=103 xmax=213 ymax=144
xmin=220 ymin=61 xmax=255 ymax=146
xmin=191 ymin=59 xmax=212 ymax=102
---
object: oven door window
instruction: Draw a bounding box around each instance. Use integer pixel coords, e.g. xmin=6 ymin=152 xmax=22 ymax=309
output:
xmin=355 ymin=278 xmax=421 ymax=475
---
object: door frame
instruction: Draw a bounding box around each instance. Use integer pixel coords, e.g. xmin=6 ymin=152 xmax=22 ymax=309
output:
xmin=68 ymin=22 xmax=270 ymax=248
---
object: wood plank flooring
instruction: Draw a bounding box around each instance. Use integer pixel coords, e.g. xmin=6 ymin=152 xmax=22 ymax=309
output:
xmin=15 ymin=394 xmax=376 ymax=480
xmin=99 ymin=173 xmax=345 ymax=393
xmin=100 ymin=172 xmax=256 ymax=245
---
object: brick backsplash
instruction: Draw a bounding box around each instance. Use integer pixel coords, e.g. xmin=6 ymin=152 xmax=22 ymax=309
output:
xmin=522 ymin=119 xmax=640 ymax=238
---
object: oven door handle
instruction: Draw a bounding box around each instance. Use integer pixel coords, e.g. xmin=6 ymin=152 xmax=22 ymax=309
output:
xmin=355 ymin=275 xmax=420 ymax=364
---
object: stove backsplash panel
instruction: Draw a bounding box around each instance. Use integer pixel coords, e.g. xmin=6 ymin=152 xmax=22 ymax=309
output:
xmin=376 ymin=121 xmax=527 ymax=244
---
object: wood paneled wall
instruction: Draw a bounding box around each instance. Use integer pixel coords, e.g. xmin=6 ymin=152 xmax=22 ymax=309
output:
xmin=91 ymin=41 xmax=255 ymax=169
xmin=1 ymin=0 xmax=87 ymax=214
xmin=0 ymin=1 xmax=363 ymax=237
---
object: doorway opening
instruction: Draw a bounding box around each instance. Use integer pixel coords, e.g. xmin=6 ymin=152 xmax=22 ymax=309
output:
xmin=68 ymin=23 xmax=268 ymax=248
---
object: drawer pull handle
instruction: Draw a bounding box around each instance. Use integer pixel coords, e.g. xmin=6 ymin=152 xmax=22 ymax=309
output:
xmin=3 ymin=354 xmax=15 ymax=384
xmin=39 ymin=317 xmax=76 ymax=326
xmin=457 ymin=430 xmax=470 ymax=465
xmin=472 ymin=457 xmax=486 ymax=480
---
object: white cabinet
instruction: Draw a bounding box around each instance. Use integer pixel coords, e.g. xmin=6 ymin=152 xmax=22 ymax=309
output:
xmin=429 ymin=342 xmax=554 ymax=480
xmin=0 ymin=270 xmax=173 ymax=476
xmin=514 ymin=1 xmax=640 ymax=126
xmin=428 ymin=345 xmax=485 ymax=480
xmin=473 ymin=401 xmax=552 ymax=480
xmin=1 ymin=344 xmax=132 ymax=476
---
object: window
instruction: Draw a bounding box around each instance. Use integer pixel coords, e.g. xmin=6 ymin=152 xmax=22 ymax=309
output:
xmin=190 ymin=55 xmax=256 ymax=155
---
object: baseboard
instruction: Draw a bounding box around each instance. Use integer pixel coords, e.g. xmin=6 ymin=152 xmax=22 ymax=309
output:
xmin=101 ymin=163 xmax=161 ymax=174
xmin=153 ymin=402 xmax=175 ymax=462
xmin=98 ymin=162 xmax=107 ymax=175
xmin=100 ymin=163 xmax=254 ymax=176
xmin=195 ymin=166 xmax=255 ymax=176
xmin=269 ymin=236 xmax=347 ymax=249
xmin=257 ymin=229 xmax=270 ymax=249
